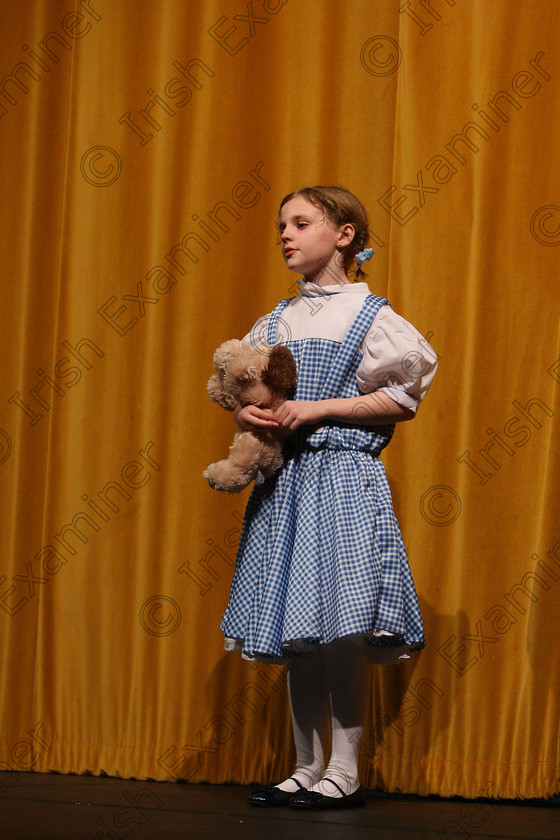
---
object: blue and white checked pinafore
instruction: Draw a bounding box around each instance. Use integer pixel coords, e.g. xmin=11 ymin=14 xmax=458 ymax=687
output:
xmin=220 ymin=293 xmax=425 ymax=662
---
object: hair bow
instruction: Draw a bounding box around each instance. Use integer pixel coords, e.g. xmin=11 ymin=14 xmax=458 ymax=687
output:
xmin=355 ymin=248 xmax=375 ymax=268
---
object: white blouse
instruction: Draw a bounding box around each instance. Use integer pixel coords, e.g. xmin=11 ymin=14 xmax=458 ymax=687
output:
xmin=244 ymin=280 xmax=438 ymax=414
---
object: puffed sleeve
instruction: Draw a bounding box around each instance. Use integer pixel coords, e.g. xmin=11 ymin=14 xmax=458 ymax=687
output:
xmin=241 ymin=311 xmax=273 ymax=346
xmin=356 ymin=306 xmax=438 ymax=414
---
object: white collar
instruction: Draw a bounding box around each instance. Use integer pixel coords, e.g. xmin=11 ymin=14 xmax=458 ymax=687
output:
xmin=298 ymin=279 xmax=371 ymax=297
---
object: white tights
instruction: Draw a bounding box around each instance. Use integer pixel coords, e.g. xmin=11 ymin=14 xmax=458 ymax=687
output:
xmin=276 ymin=638 xmax=370 ymax=797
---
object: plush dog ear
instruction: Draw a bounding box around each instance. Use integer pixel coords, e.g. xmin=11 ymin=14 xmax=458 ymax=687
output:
xmin=262 ymin=346 xmax=297 ymax=394
xmin=207 ymin=339 xmax=247 ymax=411
xmin=207 ymin=372 xmax=225 ymax=403
xmin=207 ymin=373 xmax=238 ymax=410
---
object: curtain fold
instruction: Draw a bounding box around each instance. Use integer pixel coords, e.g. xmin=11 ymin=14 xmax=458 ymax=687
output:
xmin=0 ymin=0 xmax=558 ymax=799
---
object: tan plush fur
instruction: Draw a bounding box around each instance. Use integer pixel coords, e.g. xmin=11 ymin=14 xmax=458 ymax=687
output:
xmin=203 ymin=339 xmax=297 ymax=493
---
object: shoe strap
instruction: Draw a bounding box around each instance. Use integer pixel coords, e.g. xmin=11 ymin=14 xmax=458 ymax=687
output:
xmin=289 ymin=776 xmax=306 ymax=790
xmin=321 ymin=778 xmax=346 ymax=796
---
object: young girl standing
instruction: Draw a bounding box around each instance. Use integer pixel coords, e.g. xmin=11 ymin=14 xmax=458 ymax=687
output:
xmin=219 ymin=186 xmax=437 ymax=809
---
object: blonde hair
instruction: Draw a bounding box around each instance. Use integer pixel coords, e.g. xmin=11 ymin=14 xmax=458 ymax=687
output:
xmin=277 ymin=185 xmax=371 ymax=280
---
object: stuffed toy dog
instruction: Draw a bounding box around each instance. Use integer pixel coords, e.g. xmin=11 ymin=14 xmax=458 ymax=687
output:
xmin=203 ymin=339 xmax=297 ymax=493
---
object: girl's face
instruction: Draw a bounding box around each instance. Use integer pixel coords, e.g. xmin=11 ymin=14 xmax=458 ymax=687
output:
xmin=278 ymin=196 xmax=354 ymax=286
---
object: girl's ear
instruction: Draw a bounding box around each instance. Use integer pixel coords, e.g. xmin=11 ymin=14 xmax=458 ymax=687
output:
xmin=338 ymin=223 xmax=355 ymax=247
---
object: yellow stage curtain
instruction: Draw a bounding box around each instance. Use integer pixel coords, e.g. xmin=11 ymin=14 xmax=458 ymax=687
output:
xmin=0 ymin=0 xmax=558 ymax=799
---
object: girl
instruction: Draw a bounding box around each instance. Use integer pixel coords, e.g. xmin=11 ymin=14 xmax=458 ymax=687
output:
xmin=219 ymin=186 xmax=437 ymax=810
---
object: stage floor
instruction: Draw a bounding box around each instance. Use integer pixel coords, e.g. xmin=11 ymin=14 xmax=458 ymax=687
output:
xmin=1 ymin=772 xmax=558 ymax=839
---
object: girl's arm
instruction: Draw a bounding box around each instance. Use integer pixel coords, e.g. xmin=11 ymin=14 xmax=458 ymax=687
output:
xmin=275 ymin=392 xmax=414 ymax=431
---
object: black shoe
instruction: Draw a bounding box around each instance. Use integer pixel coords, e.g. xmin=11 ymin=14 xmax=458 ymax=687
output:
xmin=289 ymin=779 xmax=366 ymax=810
xmin=247 ymin=777 xmax=308 ymax=806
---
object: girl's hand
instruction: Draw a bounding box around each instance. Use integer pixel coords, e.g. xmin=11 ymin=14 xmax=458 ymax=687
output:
xmin=274 ymin=400 xmax=326 ymax=430
xmin=235 ymin=404 xmax=280 ymax=431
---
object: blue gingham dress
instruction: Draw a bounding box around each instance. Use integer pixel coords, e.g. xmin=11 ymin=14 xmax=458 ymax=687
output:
xmin=220 ymin=293 xmax=425 ymax=663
